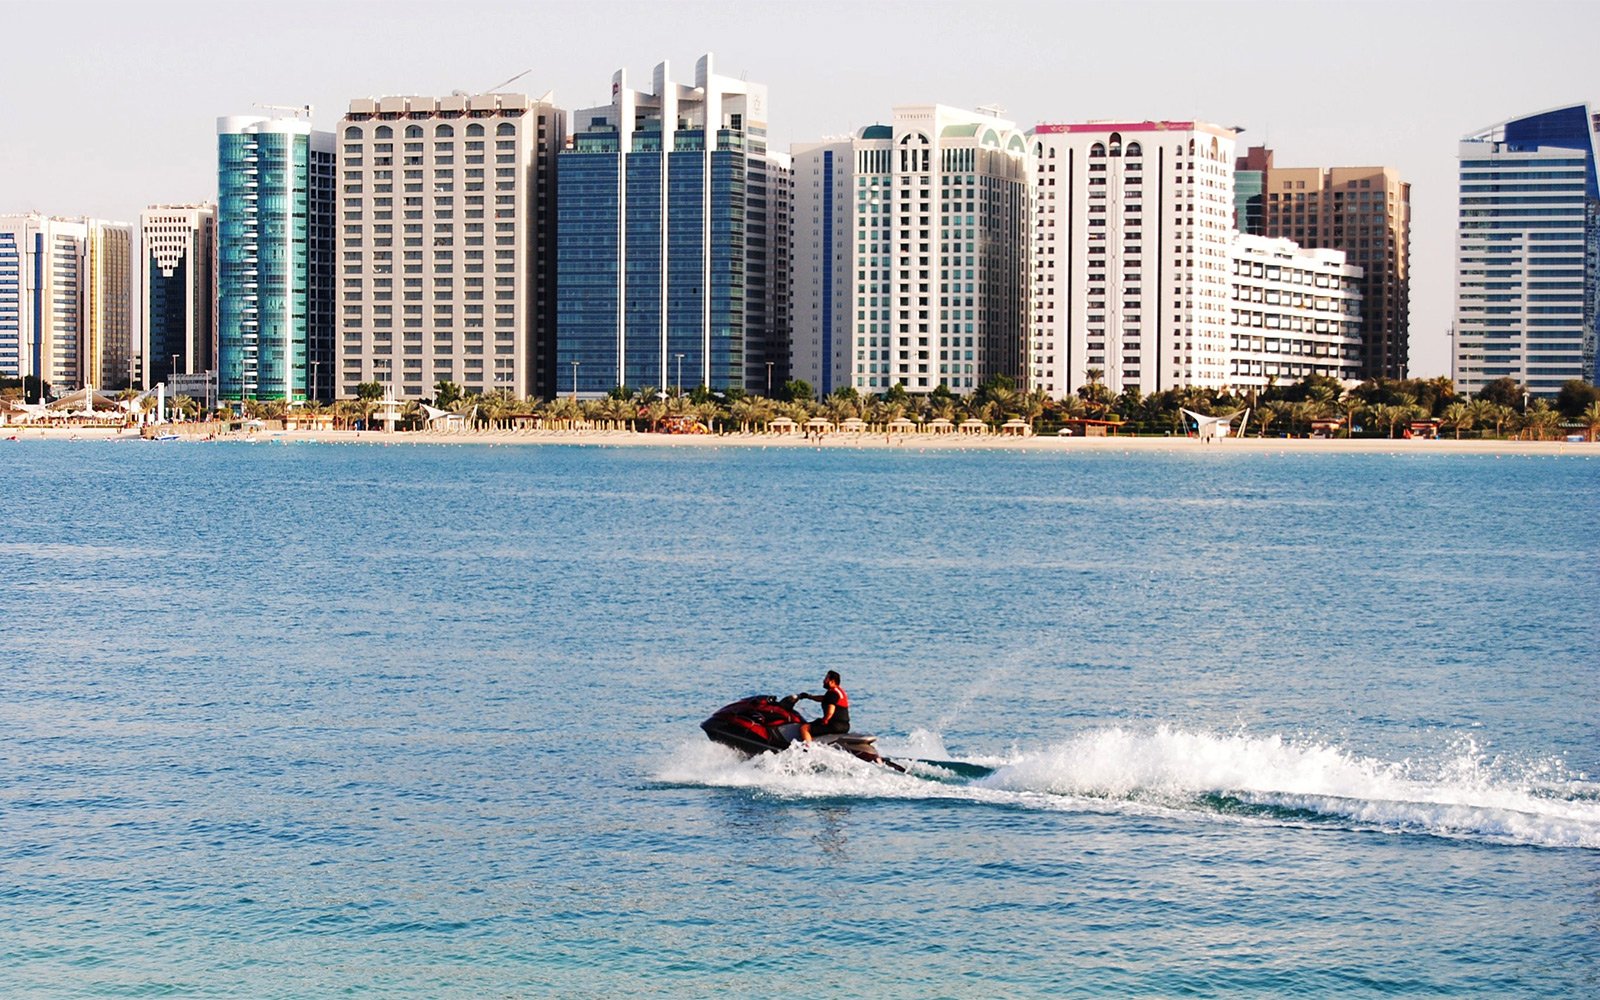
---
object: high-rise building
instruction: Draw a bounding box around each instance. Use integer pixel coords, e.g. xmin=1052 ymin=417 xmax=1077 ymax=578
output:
xmin=336 ymin=93 xmax=565 ymax=400
xmin=1238 ymin=146 xmax=1411 ymax=381
xmin=141 ymin=204 xmax=215 ymax=387
xmin=790 ymin=139 xmax=853 ymax=395
xmin=793 ymin=106 xmax=1032 ymax=396
xmin=216 ymin=114 xmax=335 ymax=402
xmin=756 ymin=150 xmax=793 ymax=395
xmin=0 ymin=214 xmax=131 ymax=392
xmin=1030 ymin=122 xmax=1237 ymax=397
xmin=1228 ymin=234 xmax=1363 ymax=388
xmin=1453 ymin=103 xmax=1599 ymax=396
xmin=556 ymin=54 xmax=788 ymax=396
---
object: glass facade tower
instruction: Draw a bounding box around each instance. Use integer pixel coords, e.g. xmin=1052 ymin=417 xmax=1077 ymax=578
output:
xmin=556 ymin=55 xmax=788 ymax=396
xmin=1454 ymin=104 xmax=1600 ymax=395
xmin=216 ymin=115 xmax=334 ymax=401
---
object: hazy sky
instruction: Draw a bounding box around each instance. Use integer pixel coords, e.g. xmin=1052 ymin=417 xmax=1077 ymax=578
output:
xmin=3 ymin=0 xmax=1596 ymax=378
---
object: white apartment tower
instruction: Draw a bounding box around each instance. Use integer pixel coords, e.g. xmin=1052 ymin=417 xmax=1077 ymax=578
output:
xmin=1227 ymin=234 xmax=1363 ymax=388
xmin=0 ymin=214 xmax=132 ymax=392
xmin=140 ymin=204 xmax=216 ymax=387
xmin=337 ymin=93 xmax=565 ymax=400
xmin=1030 ymin=122 xmax=1236 ymax=397
xmin=792 ymin=105 xmax=1032 ymax=395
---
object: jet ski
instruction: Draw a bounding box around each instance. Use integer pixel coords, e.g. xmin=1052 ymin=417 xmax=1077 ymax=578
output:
xmin=701 ymin=694 xmax=906 ymax=772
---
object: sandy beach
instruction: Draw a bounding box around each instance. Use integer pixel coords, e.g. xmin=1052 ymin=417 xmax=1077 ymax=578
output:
xmin=6 ymin=424 xmax=1594 ymax=455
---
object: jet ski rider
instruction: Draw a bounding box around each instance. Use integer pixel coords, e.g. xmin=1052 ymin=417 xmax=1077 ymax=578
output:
xmin=795 ymin=670 xmax=850 ymax=742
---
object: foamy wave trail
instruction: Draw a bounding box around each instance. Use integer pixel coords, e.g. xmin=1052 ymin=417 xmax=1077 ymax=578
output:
xmin=654 ymin=728 xmax=1600 ymax=849
xmin=985 ymin=726 xmax=1600 ymax=849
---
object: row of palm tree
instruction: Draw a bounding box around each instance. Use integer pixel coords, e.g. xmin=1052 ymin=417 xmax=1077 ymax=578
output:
xmin=157 ymin=374 xmax=1600 ymax=441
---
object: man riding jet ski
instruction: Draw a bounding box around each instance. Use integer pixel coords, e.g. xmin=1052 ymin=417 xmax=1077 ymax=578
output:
xmin=700 ymin=670 xmax=905 ymax=771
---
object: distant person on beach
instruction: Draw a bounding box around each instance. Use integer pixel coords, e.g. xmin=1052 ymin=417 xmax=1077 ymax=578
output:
xmin=795 ymin=670 xmax=850 ymax=742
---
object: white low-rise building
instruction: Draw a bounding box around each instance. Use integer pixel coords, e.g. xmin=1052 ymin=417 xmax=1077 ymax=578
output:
xmin=1227 ymin=234 xmax=1363 ymax=387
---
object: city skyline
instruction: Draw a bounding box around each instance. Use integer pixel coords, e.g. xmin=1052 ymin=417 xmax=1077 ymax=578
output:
xmin=2 ymin=0 xmax=1597 ymax=381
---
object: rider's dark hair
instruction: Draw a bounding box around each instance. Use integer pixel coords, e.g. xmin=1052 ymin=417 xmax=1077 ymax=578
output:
xmin=825 ymin=670 xmax=841 ymax=685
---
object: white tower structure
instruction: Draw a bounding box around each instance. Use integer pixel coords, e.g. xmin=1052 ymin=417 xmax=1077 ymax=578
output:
xmin=792 ymin=105 xmax=1032 ymax=396
xmin=1030 ymin=122 xmax=1236 ymax=397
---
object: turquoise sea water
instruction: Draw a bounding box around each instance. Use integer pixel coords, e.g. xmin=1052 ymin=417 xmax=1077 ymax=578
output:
xmin=1 ymin=439 xmax=1596 ymax=997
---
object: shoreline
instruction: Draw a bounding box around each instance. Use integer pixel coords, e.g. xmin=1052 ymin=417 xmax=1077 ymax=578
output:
xmin=5 ymin=424 xmax=1595 ymax=455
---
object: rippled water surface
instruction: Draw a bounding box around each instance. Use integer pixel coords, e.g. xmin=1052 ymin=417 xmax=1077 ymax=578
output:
xmin=2 ymin=439 xmax=1597 ymax=997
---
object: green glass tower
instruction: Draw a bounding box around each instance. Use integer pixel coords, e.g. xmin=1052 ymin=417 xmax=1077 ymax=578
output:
xmin=216 ymin=115 xmax=334 ymax=401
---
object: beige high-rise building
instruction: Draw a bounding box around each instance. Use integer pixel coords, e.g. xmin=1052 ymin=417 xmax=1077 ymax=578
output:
xmin=140 ymin=204 xmax=215 ymax=387
xmin=336 ymin=92 xmax=565 ymax=400
xmin=0 ymin=214 xmax=131 ymax=392
xmin=1238 ymin=147 xmax=1411 ymax=381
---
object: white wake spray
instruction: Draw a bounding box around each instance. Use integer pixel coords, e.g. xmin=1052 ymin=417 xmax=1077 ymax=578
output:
xmin=655 ymin=726 xmax=1600 ymax=850
xmin=982 ymin=726 xmax=1600 ymax=849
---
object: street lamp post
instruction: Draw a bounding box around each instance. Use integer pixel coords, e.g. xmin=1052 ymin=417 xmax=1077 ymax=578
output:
xmin=310 ymin=359 xmax=320 ymax=404
xmin=674 ymin=353 xmax=684 ymax=396
xmin=766 ymin=361 xmax=773 ymax=397
xmin=570 ymin=359 xmax=580 ymax=400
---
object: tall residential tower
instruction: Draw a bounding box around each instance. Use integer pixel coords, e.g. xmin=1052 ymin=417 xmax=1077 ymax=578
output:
xmin=556 ymin=54 xmax=788 ymax=396
xmin=336 ymin=93 xmax=565 ymax=400
xmin=792 ymin=105 xmax=1032 ymax=395
xmin=0 ymin=214 xmax=132 ymax=392
xmin=1030 ymin=122 xmax=1237 ymax=397
xmin=216 ymin=113 xmax=335 ymax=402
xmin=141 ymin=204 xmax=215 ymax=387
xmin=1453 ymin=103 xmax=1599 ymax=396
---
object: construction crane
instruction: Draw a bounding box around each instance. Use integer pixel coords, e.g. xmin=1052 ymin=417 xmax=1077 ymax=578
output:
xmin=254 ymin=102 xmax=314 ymax=120
xmin=484 ymin=69 xmax=532 ymax=94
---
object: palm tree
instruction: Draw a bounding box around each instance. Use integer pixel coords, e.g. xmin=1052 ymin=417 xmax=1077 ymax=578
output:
xmin=988 ymin=384 xmax=1019 ymax=419
xmin=169 ymin=394 xmax=199 ymax=422
xmin=1440 ymin=401 xmax=1471 ymax=440
xmin=1020 ymin=389 xmax=1048 ymax=430
xmin=823 ymin=396 xmax=855 ymax=425
xmin=544 ymin=396 xmax=581 ymax=429
xmin=1366 ymin=403 xmax=1404 ymax=439
xmin=1466 ymin=398 xmax=1497 ymax=439
xmin=1522 ymin=400 xmax=1560 ymax=441
xmin=1583 ymin=401 xmax=1600 ymax=443
xmin=730 ymin=396 xmax=761 ymax=433
xmin=1488 ymin=403 xmax=1515 ymax=439
xmin=1255 ymin=403 xmax=1280 ymax=437
xmin=696 ymin=400 xmax=723 ymax=432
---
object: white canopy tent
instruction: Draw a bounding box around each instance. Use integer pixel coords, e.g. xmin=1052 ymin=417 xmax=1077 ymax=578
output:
xmin=1181 ymin=408 xmax=1251 ymax=440
xmin=421 ymin=403 xmax=471 ymax=431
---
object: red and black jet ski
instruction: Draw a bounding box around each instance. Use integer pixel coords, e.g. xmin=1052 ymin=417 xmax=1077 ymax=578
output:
xmin=700 ymin=694 xmax=904 ymax=771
